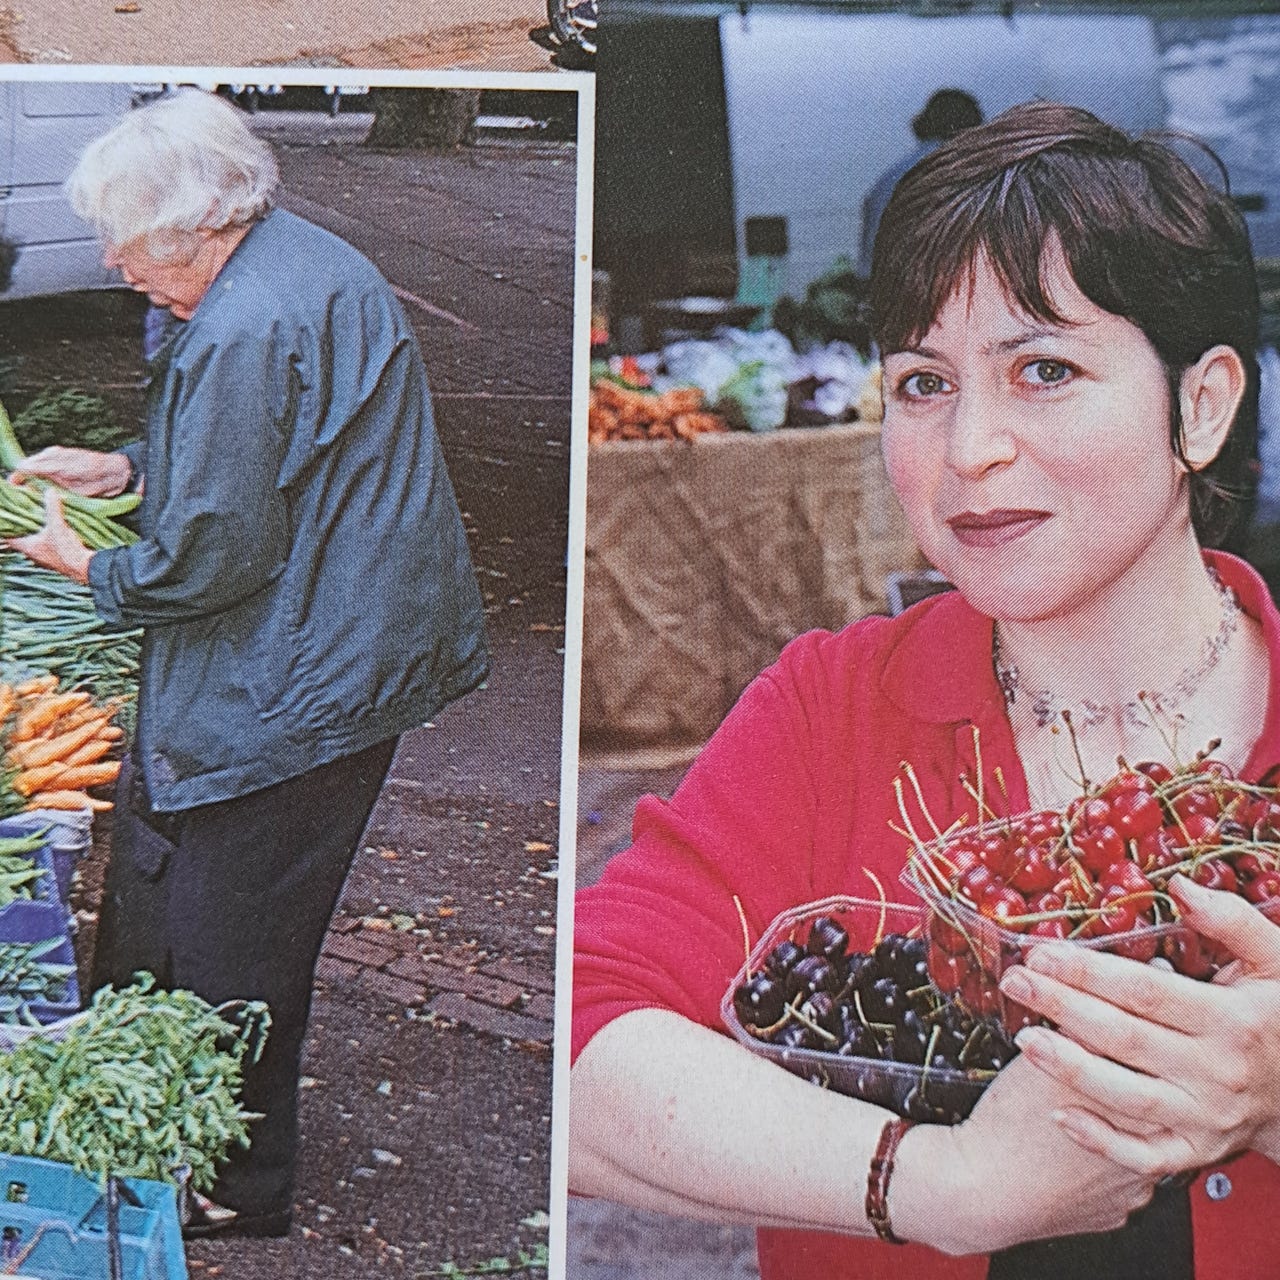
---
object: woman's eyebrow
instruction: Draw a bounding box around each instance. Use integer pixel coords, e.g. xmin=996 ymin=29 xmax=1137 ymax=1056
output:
xmin=983 ymin=326 xmax=1099 ymax=355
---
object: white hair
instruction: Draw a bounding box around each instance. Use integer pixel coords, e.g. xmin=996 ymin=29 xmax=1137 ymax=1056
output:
xmin=66 ymin=88 xmax=279 ymax=259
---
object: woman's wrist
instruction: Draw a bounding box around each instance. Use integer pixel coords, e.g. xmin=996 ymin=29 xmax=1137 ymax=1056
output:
xmin=883 ymin=1121 xmax=975 ymax=1255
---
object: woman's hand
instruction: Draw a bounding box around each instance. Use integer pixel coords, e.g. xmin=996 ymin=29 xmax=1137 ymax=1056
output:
xmin=7 ymin=491 xmax=92 ymax=584
xmin=900 ymin=1052 xmax=1161 ymax=1255
xmin=998 ymin=874 xmax=1280 ymax=1176
xmin=11 ymin=446 xmax=132 ymax=497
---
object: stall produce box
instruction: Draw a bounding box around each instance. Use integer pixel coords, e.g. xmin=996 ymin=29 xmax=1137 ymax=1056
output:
xmin=0 ymin=1154 xmax=186 ymax=1280
xmin=581 ymin=423 xmax=919 ymax=765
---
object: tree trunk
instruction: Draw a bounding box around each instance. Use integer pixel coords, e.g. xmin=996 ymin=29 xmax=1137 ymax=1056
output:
xmin=366 ymin=89 xmax=481 ymax=149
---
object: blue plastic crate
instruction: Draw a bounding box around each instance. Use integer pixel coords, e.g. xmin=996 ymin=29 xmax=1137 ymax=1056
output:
xmin=21 ymin=809 xmax=92 ymax=912
xmin=0 ymin=1154 xmax=187 ymax=1280
xmin=0 ymin=935 xmax=80 ymax=1028
xmin=0 ymin=819 xmax=67 ymax=948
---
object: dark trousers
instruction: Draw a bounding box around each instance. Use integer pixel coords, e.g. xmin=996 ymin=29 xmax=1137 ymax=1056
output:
xmin=91 ymin=737 xmax=398 ymax=1216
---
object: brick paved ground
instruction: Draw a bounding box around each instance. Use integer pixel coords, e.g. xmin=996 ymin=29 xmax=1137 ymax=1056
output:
xmin=319 ymin=914 xmax=555 ymax=1046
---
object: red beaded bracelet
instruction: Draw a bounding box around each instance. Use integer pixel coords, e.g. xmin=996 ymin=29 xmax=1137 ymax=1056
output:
xmin=865 ymin=1117 xmax=916 ymax=1245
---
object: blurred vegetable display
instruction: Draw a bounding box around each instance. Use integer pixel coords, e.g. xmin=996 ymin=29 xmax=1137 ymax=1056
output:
xmin=10 ymin=387 xmax=138 ymax=458
xmin=589 ymin=325 xmax=882 ymax=444
xmin=771 ymin=258 xmax=874 ymax=357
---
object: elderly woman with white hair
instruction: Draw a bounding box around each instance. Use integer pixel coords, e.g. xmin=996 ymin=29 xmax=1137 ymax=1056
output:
xmin=8 ymin=89 xmax=489 ymax=1236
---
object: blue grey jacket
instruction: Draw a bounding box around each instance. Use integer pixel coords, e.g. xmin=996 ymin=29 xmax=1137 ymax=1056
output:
xmin=89 ymin=209 xmax=489 ymax=811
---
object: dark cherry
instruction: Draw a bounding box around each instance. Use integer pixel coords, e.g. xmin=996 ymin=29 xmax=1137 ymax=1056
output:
xmin=806 ymin=917 xmax=849 ymax=962
xmin=765 ymin=940 xmax=805 ymax=980
xmin=733 ymin=973 xmax=786 ymax=1027
xmin=786 ymin=954 xmax=838 ymax=1000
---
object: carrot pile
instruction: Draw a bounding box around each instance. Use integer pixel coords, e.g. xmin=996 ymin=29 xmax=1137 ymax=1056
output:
xmin=0 ymin=676 xmax=122 ymax=813
xmin=589 ymin=380 xmax=730 ymax=445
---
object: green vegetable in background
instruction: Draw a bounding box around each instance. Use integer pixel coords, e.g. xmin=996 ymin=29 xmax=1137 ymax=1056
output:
xmin=0 ymin=976 xmax=270 ymax=1190
xmin=1 ymin=553 xmax=141 ymax=711
xmin=0 ymin=937 xmax=76 ymax=1019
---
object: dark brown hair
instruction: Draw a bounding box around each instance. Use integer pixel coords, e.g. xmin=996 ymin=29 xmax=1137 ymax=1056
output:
xmin=870 ymin=100 xmax=1259 ymax=547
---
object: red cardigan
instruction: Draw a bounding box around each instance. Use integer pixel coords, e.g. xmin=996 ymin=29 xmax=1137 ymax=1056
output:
xmin=572 ymin=550 xmax=1280 ymax=1280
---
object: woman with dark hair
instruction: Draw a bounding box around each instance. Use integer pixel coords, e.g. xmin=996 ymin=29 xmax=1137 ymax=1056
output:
xmin=570 ymin=102 xmax=1280 ymax=1278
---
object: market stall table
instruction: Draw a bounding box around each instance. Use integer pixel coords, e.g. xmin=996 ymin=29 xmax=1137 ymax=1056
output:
xmin=581 ymin=421 xmax=919 ymax=766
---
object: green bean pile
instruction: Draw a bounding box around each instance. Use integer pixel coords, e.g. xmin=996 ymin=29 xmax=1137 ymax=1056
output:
xmin=0 ymin=831 xmax=50 ymax=906
xmin=0 ymin=976 xmax=270 ymax=1190
xmin=1 ymin=555 xmax=141 ymax=707
xmin=0 ymin=937 xmax=75 ymax=1020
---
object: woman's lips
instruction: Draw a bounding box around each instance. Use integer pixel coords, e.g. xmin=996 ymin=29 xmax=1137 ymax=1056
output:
xmin=946 ymin=509 xmax=1050 ymax=548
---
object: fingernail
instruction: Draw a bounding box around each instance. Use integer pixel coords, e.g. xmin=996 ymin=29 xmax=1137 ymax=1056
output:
xmin=1001 ymin=968 xmax=1033 ymax=1001
xmin=1015 ymin=1026 xmax=1050 ymax=1054
xmin=1024 ymin=946 xmax=1064 ymax=975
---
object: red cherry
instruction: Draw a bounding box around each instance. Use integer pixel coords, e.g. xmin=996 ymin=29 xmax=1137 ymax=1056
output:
xmin=1171 ymin=787 xmax=1222 ymax=823
xmin=1133 ymin=826 xmax=1180 ymax=873
xmin=1100 ymin=860 xmax=1155 ymax=910
xmin=1028 ymin=918 xmax=1069 ymax=941
xmin=947 ymin=845 xmax=983 ymax=879
xmin=930 ymin=913 xmax=971 ymax=956
xmin=1110 ymin=791 xmax=1164 ymax=840
xmin=978 ymin=833 xmax=1016 ymax=878
xmin=1094 ymin=888 xmax=1139 ymax=935
xmin=1243 ymin=869 xmax=1280 ymax=905
xmin=929 ymin=949 xmax=969 ymax=994
xmin=1023 ymin=812 xmax=1065 ymax=844
xmin=1170 ymin=813 xmax=1220 ymax=849
xmin=1194 ymin=758 xmax=1234 ymax=781
xmin=1074 ymin=797 xmax=1114 ymax=832
xmin=980 ymin=887 xmax=1029 ymax=931
xmin=1002 ymin=998 xmax=1040 ymax=1034
xmin=1162 ymin=928 xmax=1228 ymax=980
xmin=1110 ymin=930 xmax=1159 ymax=963
xmin=1134 ymin=761 xmax=1174 ymax=786
xmin=1191 ymin=859 xmax=1238 ymax=894
xmin=960 ymin=969 xmax=1001 ymax=1017
xmin=1009 ymin=847 xmax=1058 ymax=895
xmin=1107 ymin=770 xmax=1158 ymax=798
xmin=1075 ymin=825 xmax=1127 ymax=875
xmin=959 ymin=865 xmax=996 ymax=906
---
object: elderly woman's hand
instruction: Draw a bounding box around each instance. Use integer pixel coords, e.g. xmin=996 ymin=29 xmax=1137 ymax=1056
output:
xmin=7 ymin=490 xmax=93 ymax=584
xmin=11 ymin=446 xmax=132 ymax=497
xmin=998 ymin=874 xmax=1280 ymax=1176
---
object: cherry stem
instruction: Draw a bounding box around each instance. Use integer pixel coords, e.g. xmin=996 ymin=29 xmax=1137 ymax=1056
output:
xmin=732 ymin=894 xmax=752 ymax=974
xmin=972 ymin=725 xmax=985 ymax=836
xmin=901 ymin=760 xmax=946 ymax=843
xmin=1060 ymin=709 xmax=1091 ymax=792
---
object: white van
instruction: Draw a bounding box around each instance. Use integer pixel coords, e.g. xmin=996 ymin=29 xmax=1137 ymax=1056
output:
xmin=0 ymin=80 xmax=135 ymax=301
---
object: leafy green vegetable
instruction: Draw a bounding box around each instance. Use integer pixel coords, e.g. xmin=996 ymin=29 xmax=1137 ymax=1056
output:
xmin=0 ymin=975 xmax=269 ymax=1190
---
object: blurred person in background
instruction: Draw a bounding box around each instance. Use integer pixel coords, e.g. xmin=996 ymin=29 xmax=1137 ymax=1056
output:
xmin=858 ymin=88 xmax=983 ymax=278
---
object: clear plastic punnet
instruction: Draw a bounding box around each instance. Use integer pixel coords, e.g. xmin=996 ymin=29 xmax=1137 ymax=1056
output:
xmin=721 ymin=895 xmax=1017 ymax=1125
